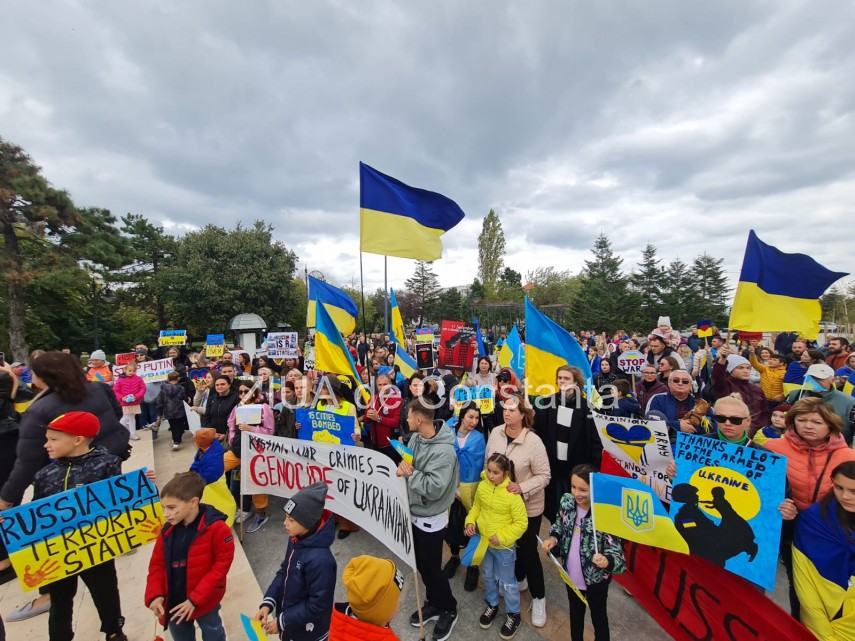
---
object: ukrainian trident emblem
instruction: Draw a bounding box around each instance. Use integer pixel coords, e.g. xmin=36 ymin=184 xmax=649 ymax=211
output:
xmin=621 ymin=487 xmax=653 ymax=531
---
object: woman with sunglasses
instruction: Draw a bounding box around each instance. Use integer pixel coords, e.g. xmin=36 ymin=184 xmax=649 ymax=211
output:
xmin=647 ymin=369 xmax=714 ymax=443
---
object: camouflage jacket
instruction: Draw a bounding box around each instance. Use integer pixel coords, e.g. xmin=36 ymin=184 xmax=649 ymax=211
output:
xmin=548 ymin=493 xmax=627 ymax=586
xmin=33 ymin=446 xmax=122 ymax=500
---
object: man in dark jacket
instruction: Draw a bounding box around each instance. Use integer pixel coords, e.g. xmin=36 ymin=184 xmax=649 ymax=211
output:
xmin=711 ymin=348 xmax=770 ymax=432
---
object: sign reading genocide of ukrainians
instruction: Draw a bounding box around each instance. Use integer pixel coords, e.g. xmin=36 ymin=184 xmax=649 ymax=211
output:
xmin=241 ymin=433 xmax=415 ymax=569
xmin=158 ymin=329 xmax=187 ymax=346
xmin=295 ymin=408 xmax=356 ymax=446
xmin=672 ymin=433 xmax=787 ymax=591
xmin=0 ymin=469 xmax=163 ymax=591
xmin=593 ymin=412 xmax=673 ymax=502
xmin=112 ymin=357 xmax=174 ymax=383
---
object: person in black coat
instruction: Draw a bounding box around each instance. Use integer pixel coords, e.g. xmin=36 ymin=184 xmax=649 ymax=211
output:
xmin=202 ymin=375 xmax=239 ymax=442
xmin=0 ymin=352 xmax=130 ymax=508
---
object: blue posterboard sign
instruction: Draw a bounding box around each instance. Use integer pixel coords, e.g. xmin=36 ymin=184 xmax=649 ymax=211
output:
xmin=295 ymin=408 xmax=356 ymax=446
xmin=671 ymin=433 xmax=787 ymax=590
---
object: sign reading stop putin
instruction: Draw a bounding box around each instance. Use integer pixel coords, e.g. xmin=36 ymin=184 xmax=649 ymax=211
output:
xmin=618 ymin=350 xmax=646 ymax=375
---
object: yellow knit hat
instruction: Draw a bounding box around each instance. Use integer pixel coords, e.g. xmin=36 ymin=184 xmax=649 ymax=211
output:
xmin=343 ymin=556 xmax=404 ymax=626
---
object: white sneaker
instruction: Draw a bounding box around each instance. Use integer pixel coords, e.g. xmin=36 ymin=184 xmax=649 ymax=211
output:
xmin=530 ymin=597 xmax=546 ymax=628
xmin=130 ymin=433 xmax=140 ymax=441
xmin=518 ymin=577 xmax=528 ymax=592
xmin=172 ymin=444 xmax=181 ymax=451
xmin=234 ymin=510 xmax=251 ymax=524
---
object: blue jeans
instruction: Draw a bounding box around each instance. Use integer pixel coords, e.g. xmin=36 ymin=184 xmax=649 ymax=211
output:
xmin=138 ymin=402 xmax=157 ymax=427
xmin=483 ymin=546 xmax=519 ymax=613
xmin=167 ymin=606 xmax=226 ymax=641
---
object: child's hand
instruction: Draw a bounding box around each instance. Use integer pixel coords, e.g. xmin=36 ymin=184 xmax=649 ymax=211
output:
xmin=592 ymin=553 xmax=609 ymax=569
xmin=464 ymin=524 xmax=476 ymax=537
xmin=263 ymin=617 xmax=280 ymax=635
xmin=542 ymin=536 xmax=557 ymax=552
xmin=144 ymin=469 xmax=157 ymax=483
xmin=253 ymin=606 xmax=271 ymax=622
xmin=169 ymin=599 xmax=195 ymax=624
xmin=149 ymin=597 xmax=165 ymax=619
xmin=665 ymin=461 xmax=677 ymax=480
xmin=489 ymin=534 xmax=500 ymax=546
xmin=238 ymin=423 xmax=252 ymax=432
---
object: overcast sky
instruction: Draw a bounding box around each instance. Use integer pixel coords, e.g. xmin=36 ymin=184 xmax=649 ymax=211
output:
xmin=2 ymin=1 xmax=853 ymax=295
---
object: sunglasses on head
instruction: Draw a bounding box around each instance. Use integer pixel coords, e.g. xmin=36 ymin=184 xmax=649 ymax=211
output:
xmin=714 ymin=414 xmax=747 ymax=425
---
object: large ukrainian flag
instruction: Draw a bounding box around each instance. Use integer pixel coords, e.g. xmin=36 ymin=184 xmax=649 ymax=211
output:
xmin=313 ymin=298 xmax=368 ymax=401
xmin=729 ymin=230 xmax=847 ymax=340
xmin=359 ymin=162 xmax=465 ymax=261
xmin=306 ymin=275 xmax=359 ymax=336
xmin=525 ymin=298 xmax=596 ymax=401
xmin=591 ymin=473 xmax=689 ymax=554
xmin=497 ymin=324 xmax=525 ymax=381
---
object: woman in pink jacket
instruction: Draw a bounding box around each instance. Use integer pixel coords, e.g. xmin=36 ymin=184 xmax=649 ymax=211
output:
xmin=113 ymin=362 xmax=147 ymax=441
xmin=225 ymin=384 xmax=275 ymax=534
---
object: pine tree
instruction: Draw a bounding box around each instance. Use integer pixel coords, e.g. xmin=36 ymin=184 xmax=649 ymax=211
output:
xmin=660 ymin=258 xmax=697 ymax=329
xmin=404 ymin=260 xmax=441 ymax=325
xmin=631 ymin=244 xmax=665 ymax=327
xmin=691 ymin=252 xmax=730 ymax=325
xmin=574 ymin=234 xmax=641 ymax=331
xmin=477 ymin=209 xmax=505 ymax=296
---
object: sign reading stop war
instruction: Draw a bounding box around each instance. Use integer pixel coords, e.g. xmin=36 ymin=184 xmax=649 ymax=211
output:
xmin=0 ymin=469 xmax=163 ymax=591
xmin=241 ymin=433 xmax=416 ymax=570
xmin=617 ymin=350 xmax=646 ymax=374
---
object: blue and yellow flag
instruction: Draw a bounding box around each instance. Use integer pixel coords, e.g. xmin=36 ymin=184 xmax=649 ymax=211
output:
xmin=389 ymin=438 xmax=414 ymax=464
xmin=729 ymin=230 xmax=847 ymax=339
xmin=590 ymin=473 xmax=689 ymax=555
xmin=461 ymin=533 xmax=489 ymax=567
xmin=359 ymin=162 xmax=465 ymax=261
xmin=313 ymin=298 xmax=368 ymax=402
xmin=844 ymin=372 xmax=855 ymax=397
xmin=472 ymin=318 xmax=487 ymax=357
xmin=497 ymin=324 xmax=525 ymax=381
xmin=306 ymin=275 xmax=358 ymax=336
xmin=525 ymin=299 xmax=599 ymax=405
xmin=390 ymin=288 xmax=407 ymax=347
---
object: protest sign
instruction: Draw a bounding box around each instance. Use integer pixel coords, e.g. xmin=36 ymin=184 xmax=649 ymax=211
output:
xmin=617 ymin=350 xmax=646 ymax=375
xmin=236 ymin=404 xmax=264 ymax=425
xmin=241 ymin=433 xmax=415 ymax=569
xmin=415 ymin=328 xmax=434 ymax=344
xmin=114 ymin=352 xmax=135 ymax=366
xmin=158 ymin=329 xmax=187 ymax=346
xmin=415 ymin=343 xmax=435 ymax=369
xmin=206 ymin=334 xmax=225 ymax=358
xmin=303 ymin=345 xmax=315 ymax=371
xmin=112 ymin=357 xmax=173 ymax=383
xmin=451 ymin=385 xmax=495 ymax=416
xmin=0 ymin=469 xmax=162 ymax=591
xmin=267 ymin=332 xmax=299 ymax=358
xmin=672 ymin=433 xmax=786 ymax=591
xmin=593 ymin=412 xmax=673 ymax=502
xmin=184 ymin=401 xmax=201 ymax=433
xmin=295 ymin=408 xmax=356 ymax=446
xmin=438 ymin=321 xmax=476 ymax=369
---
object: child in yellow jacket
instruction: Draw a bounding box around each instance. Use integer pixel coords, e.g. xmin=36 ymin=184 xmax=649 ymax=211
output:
xmin=749 ymin=349 xmax=786 ymax=402
xmin=464 ymin=452 xmax=528 ymax=638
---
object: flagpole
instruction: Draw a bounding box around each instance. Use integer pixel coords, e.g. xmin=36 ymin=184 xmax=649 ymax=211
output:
xmin=384 ymin=256 xmax=389 ymax=336
xmin=359 ymin=252 xmax=367 ymax=336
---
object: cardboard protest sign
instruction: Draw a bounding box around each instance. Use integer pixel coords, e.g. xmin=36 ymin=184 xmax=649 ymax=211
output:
xmin=593 ymin=412 xmax=673 ymax=502
xmin=236 ymin=404 xmax=264 ymax=425
xmin=295 ymin=408 xmax=356 ymax=446
xmin=112 ymin=357 xmax=174 ymax=383
xmin=617 ymin=350 xmax=646 ymax=375
xmin=451 ymin=385 xmax=495 ymax=416
xmin=241 ymin=433 xmax=415 ymax=569
xmin=415 ymin=343 xmax=435 ymax=369
xmin=267 ymin=332 xmax=299 ymax=358
xmin=671 ymin=433 xmax=786 ymax=591
xmin=158 ymin=329 xmax=187 ymax=346
xmin=206 ymin=334 xmax=225 ymax=358
xmin=114 ymin=352 xmax=135 ymax=366
xmin=0 ymin=469 xmax=162 ymax=591
xmin=438 ymin=321 xmax=476 ymax=369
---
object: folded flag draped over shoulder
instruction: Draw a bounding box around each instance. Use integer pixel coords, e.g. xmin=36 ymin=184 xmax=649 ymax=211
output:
xmin=792 ymin=502 xmax=855 ymax=639
xmin=497 ymin=324 xmax=525 ymax=381
xmin=590 ymin=473 xmax=689 ymax=555
xmin=729 ymin=230 xmax=848 ymax=339
xmin=359 ymin=162 xmax=465 ymax=261
xmin=524 ymin=298 xmax=599 ymax=405
xmin=306 ymin=275 xmax=358 ymax=336
xmin=313 ymin=298 xmax=368 ymax=401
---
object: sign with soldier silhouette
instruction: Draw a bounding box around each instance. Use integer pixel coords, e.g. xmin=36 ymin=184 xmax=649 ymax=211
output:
xmin=671 ymin=433 xmax=787 ymax=590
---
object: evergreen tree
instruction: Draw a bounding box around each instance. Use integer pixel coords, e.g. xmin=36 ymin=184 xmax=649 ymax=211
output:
xmin=574 ymin=233 xmax=641 ymax=331
xmin=404 ymin=260 xmax=441 ymax=325
xmin=631 ymin=244 xmax=665 ymax=327
xmin=477 ymin=209 xmax=505 ymax=296
xmin=691 ymin=252 xmax=730 ymax=325
xmin=434 ymin=287 xmax=466 ymax=322
xmin=468 ymin=278 xmax=487 ymax=302
xmin=660 ymin=258 xmax=697 ymax=329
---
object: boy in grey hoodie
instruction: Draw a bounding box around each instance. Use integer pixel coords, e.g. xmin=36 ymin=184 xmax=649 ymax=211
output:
xmin=396 ymin=397 xmax=459 ymax=641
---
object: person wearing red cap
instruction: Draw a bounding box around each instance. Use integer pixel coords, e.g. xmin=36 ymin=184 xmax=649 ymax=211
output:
xmin=34 ymin=411 xmax=128 ymax=641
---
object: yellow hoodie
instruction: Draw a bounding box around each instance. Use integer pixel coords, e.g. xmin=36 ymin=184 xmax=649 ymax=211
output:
xmin=465 ymin=471 xmax=528 ymax=549
xmin=749 ymin=354 xmax=785 ymax=400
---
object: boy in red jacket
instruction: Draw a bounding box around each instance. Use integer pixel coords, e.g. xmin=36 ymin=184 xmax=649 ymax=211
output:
xmin=145 ymin=472 xmax=235 ymax=641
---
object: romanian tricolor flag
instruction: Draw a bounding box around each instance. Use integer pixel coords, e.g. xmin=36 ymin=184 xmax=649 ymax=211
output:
xmin=590 ymin=473 xmax=689 ymax=555
xmin=306 ymin=275 xmax=359 ymax=336
xmin=793 ymin=500 xmax=855 ymax=639
xmin=525 ymin=299 xmax=599 ymax=405
xmin=729 ymin=230 xmax=847 ymax=340
xmin=313 ymin=298 xmax=369 ymax=402
xmin=497 ymin=324 xmax=525 ymax=381
xmin=359 ymin=162 xmax=465 ymax=261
